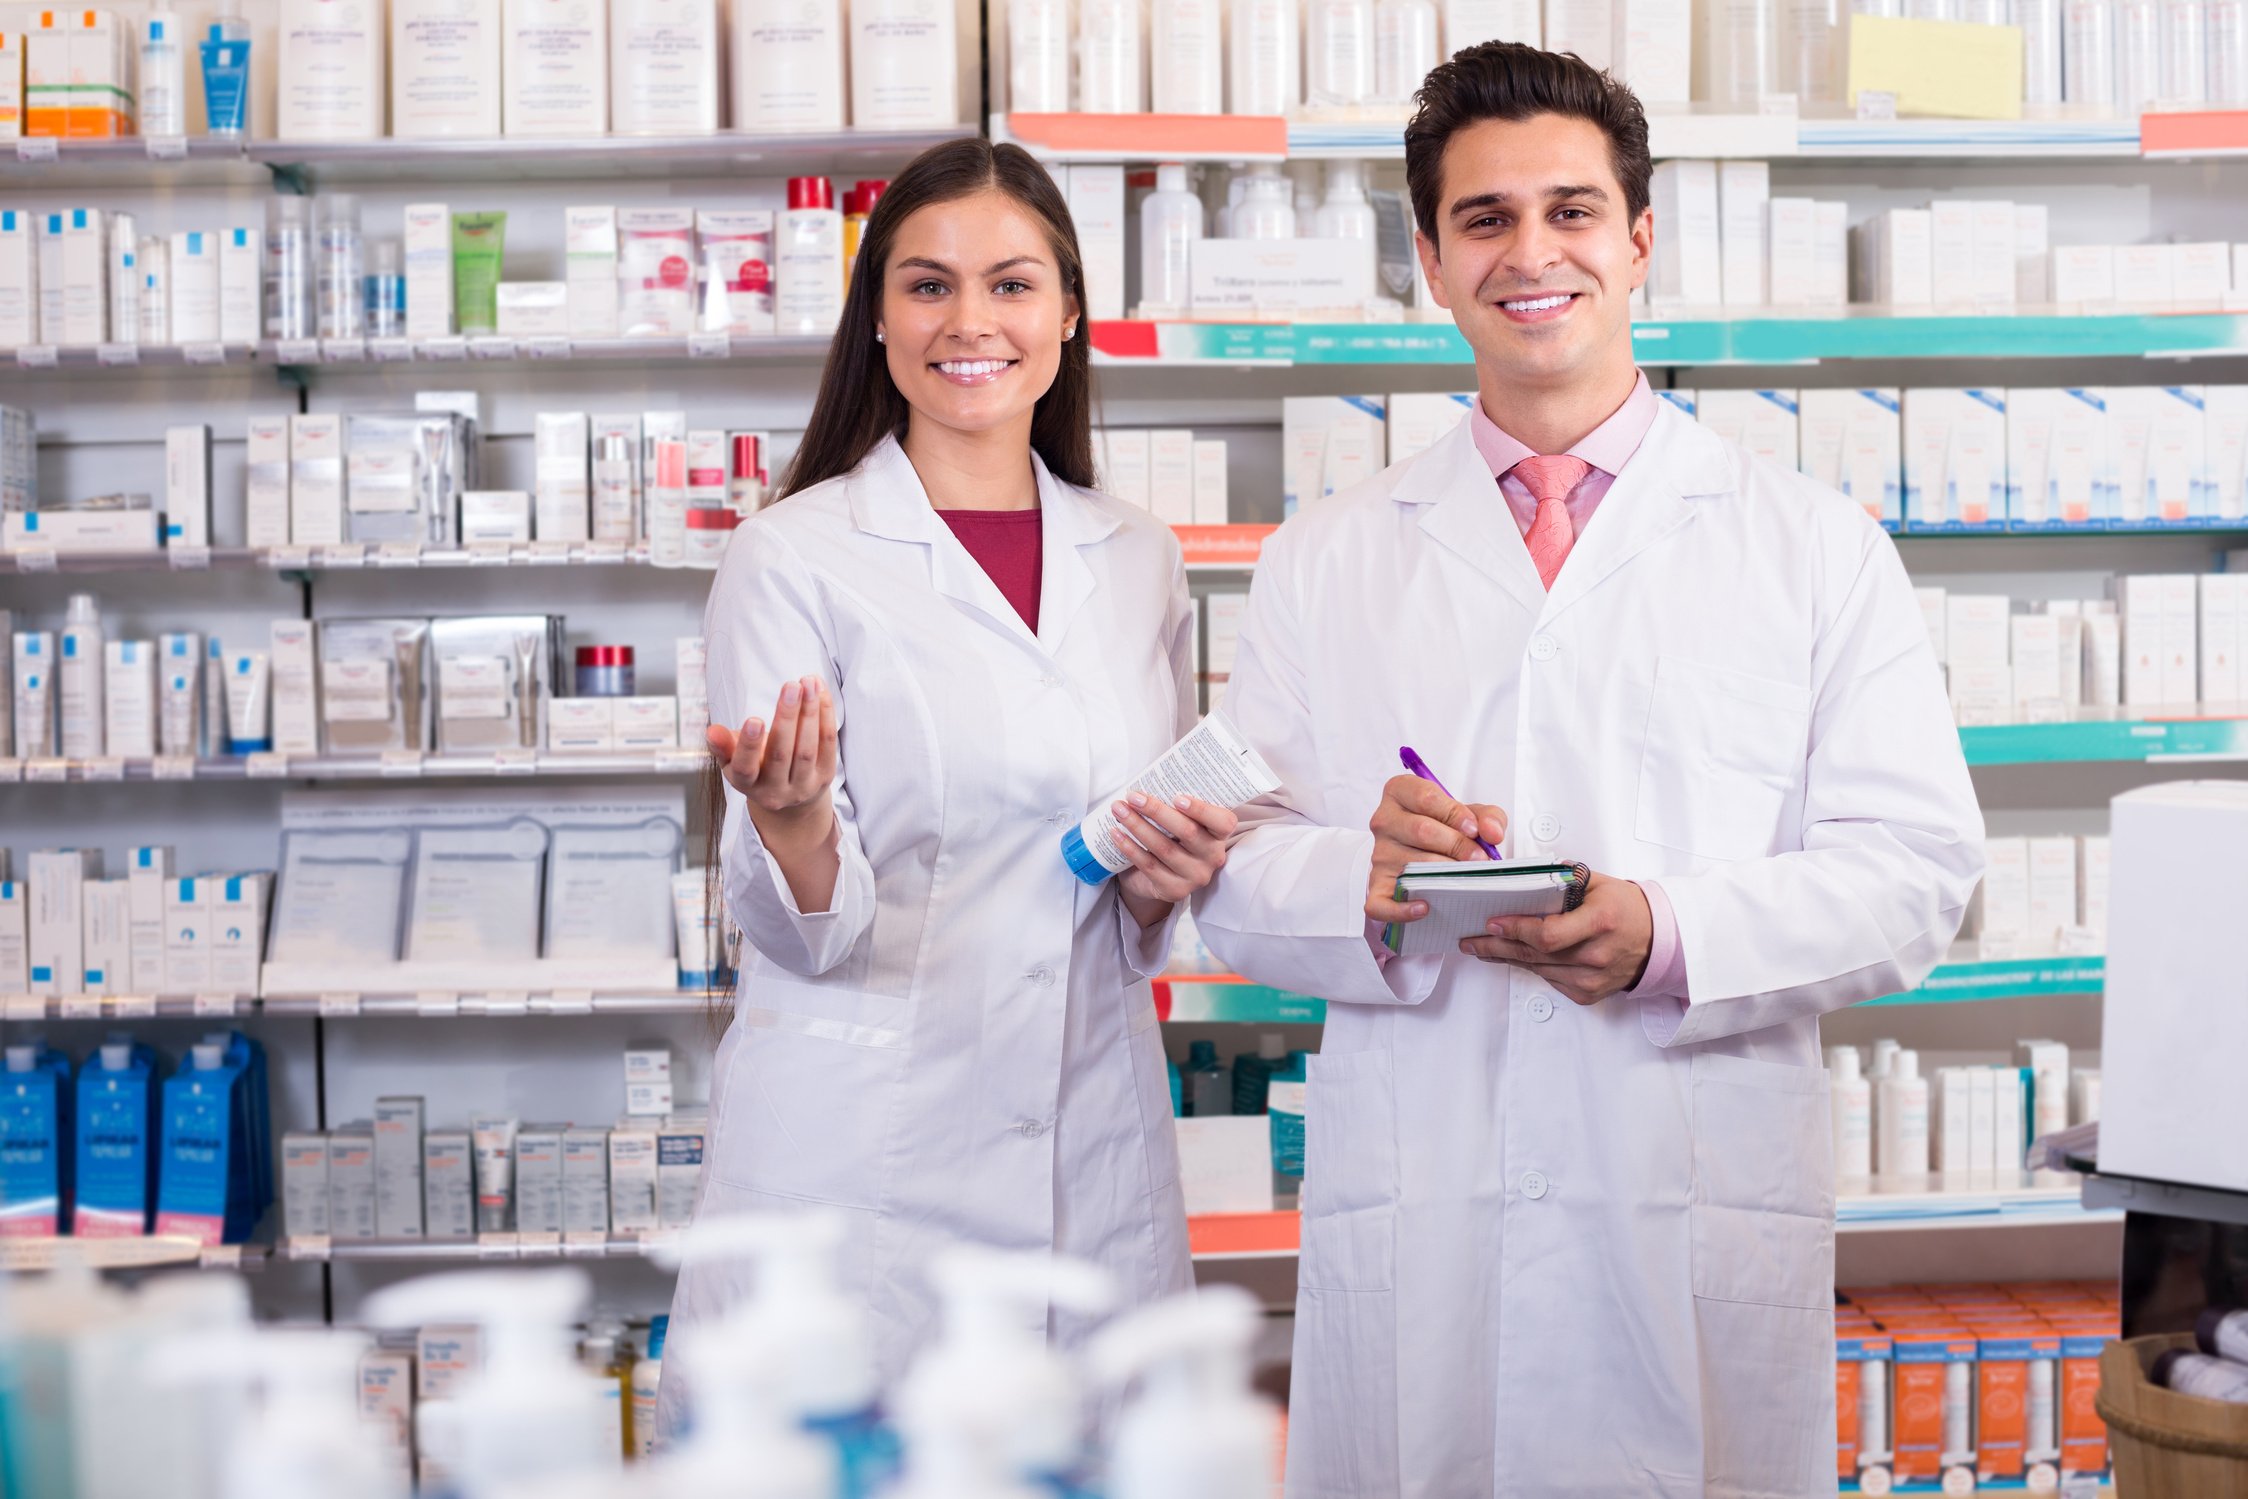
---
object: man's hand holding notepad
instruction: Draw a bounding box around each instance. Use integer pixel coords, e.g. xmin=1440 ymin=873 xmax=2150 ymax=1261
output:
xmin=1382 ymin=861 xmax=1590 ymax=956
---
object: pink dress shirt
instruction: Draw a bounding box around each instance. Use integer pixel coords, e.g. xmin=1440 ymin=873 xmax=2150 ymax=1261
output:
xmin=1467 ymin=374 xmax=1690 ymax=1001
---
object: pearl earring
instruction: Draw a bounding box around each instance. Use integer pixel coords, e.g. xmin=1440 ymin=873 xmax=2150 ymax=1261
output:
xmin=875 ymin=330 xmax=886 ymax=343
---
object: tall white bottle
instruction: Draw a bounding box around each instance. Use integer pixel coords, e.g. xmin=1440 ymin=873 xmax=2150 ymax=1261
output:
xmin=2017 ymin=0 xmax=2065 ymax=102
xmin=392 ymin=0 xmax=503 ymax=136
xmin=277 ymin=0 xmax=388 ymax=139
xmin=1827 ymin=1045 xmax=1873 ymax=1180
xmin=1374 ymin=0 xmax=1438 ymax=101
xmin=140 ymin=13 xmax=189 ymax=136
xmin=1229 ymin=0 xmax=1298 ymax=113
xmin=1698 ymin=0 xmax=1773 ymax=106
xmin=730 ymin=0 xmax=845 ymax=131
xmin=1138 ymin=162 xmax=1203 ymax=312
xmin=1443 ymin=0 xmax=1540 ymax=46
xmin=1232 ymin=166 xmax=1296 ymax=238
xmin=1079 ymin=0 xmax=1146 ymax=111
xmin=611 ymin=0 xmax=720 ymax=133
xmin=2114 ymin=0 xmax=2161 ymax=108
xmin=852 ymin=0 xmax=961 ymax=126
xmin=777 ymin=177 xmax=844 ymax=335
xmin=505 ymin=0 xmax=611 ymax=134
xmin=1876 ymin=1048 xmax=1931 ymax=1179
xmin=2160 ymin=0 xmax=2208 ymax=102
xmin=1305 ymin=0 xmax=1374 ymax=104
xmin=2063 ymin=0 xmax=2117 ymax=109
xmin=59 ymin=593 xmax=105 ymax=759
xmin=1010 ymin=0 xmax=1075 ymax=110
xmin=1152 ymin=0 xmax=1225 ymax=112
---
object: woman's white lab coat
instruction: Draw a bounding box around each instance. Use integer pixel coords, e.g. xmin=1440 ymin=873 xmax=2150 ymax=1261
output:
xmin=659 ymin=435 xmax=1195 ymax=1430
xmin=1193 ymin=405 xmax=1985 ymax=1499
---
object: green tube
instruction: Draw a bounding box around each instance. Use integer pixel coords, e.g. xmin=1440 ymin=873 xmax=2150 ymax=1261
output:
xmin=451 ymin=211 xmax=507 ymax=335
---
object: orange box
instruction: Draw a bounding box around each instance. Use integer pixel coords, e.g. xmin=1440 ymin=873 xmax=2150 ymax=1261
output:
xmin=1837 ymin=1331 xmax=1893 ymax=1479
xmin=2055 ymin=1327 xmax=2113 ymax=1474
xmin=1890 ymin=1329 xmax=1975 ymax=1481
xmin=1976 ymin=1329 xmax=2059 ymax=1481
xmin=23 ymin=12 xmax=65 ymax=136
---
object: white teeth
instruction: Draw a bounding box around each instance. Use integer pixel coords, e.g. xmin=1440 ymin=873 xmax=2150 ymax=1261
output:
xmin=1504 ymin=294 xmax=1571 ymax=312
xmin=939 ymin=359 xmax=1010 ymax=376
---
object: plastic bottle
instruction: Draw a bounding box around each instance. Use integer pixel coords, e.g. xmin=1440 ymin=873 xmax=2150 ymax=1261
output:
xmin=315 ymin=195 xmax=365 ymax=340
xmin=140 ymin=234 xmax=172 ymax=345
xmin=1827 ymin=1045 xmax=1873 ymax=1179
xmin=581 ymin=1319 xmax=632 ymax=1459
xmin=1079 ymin=0 xmax=1146 ymax=111
xmin=2064 ymin=0 xmax=2118 ymax=107
xmin=141 ymin=13 xmax=188 ymax=136
xmin=60 ymin=593 xmax=106 ymax=759
xmin=1314 ymin=159 xmax=1378 ymax=301
xmin=150 ymin=1328 xmax=400 ymax=1499
xmin=1010 ymin=0 xmax=1073 ymax=110
xmin=1373 ymin=0 xmax=1437 ymax=103
xmin=1232 ymin=1032 xmax=1288 ymax=1114
xmin=2017 ymin=0 xmax=2065 ymax=102
xmin=2026 ymin=1357 xmax=2058 ymax=1460
xmin=1181 ymin=1039 xmax=1229 ymax=1116
xmin=2160 ymin=0 xmax=2208 ymax=101
xmin=363 ymin=240 xmax=405 ymax=338
xmin=1941 ymin=1358 xmax=1973 ymax=1462
xmin=1701 ymin=0 xmax=1775 ymax=107
xmin=1305 ymin=0 xmax=1374 ymax=104
xmin=1267 ymin=1049 xmax=1308 ymax=1197
xmin=2115 ymin=0 xmax=2161 ymax=107
xmin=1138 ymin=162 xmax=1203 ymax=313
xmin=1875 ymin=1048 xmax=1930 ymax=1179
xmin=1869 ymin=1037 xmax=1902 ymax=1081
xmin=1288 ymin=160 xmax=1321 ymax=225
xmin=361 ymin=1267 xmax=621 ymax=1497
xmin=1229 ymin=0 xmax=1299 ymax=113
xmin=2214 ymin=0 xmax=2248 ymax=101
xmin=200 ymin=0 xmax=253 ymax=136
xmin=1216 ymin=162 xmax=1249 ymax=236
xmin=1152 ymin=0 xmax=1225 ymax=113
xmin=108 ymin=213 xmax=139 ymax=349
xmin=1232 ymin=167 xmax=1297 ymax=240
xmin=632 ymin=1315 xmax=667 ymax=1460
xmin=843 ymin=181 xmax=887 ymax=289
xmin=643 ymin=1312 xmax=834 ymax=1497
xmin=594 ymin=433 xmax=639 ymax=544
xmin=1089 ymin=1286 xmax=1276 ymax=1499
xmin=1859 ymin=1356 xmax=1890 ymax=1461
xmin=1778 ymin=0 xmax=1843 ymax=103
xmin=776 ymin=177 xmax=844 ymax=337
xmin=264 ymin=197 xmax=315 ymax=341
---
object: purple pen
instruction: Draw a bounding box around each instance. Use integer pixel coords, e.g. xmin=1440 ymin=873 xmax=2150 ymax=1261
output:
xmin=1399 ymin=746 xmax=1501 ymax=859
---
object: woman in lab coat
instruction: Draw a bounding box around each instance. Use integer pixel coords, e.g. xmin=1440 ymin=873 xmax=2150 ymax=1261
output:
xmin=657 ymin=138 xmax=1230 ymax=1430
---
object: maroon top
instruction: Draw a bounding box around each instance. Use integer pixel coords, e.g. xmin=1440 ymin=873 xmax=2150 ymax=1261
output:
xmin=938 ymin=508 xmax=1043 ymax=632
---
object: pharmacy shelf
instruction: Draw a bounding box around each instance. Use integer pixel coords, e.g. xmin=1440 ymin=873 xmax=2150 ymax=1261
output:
xmin=0 ymin=1234 xmax=266 ymax=1272
xmin=0 ymin=134 xmax=266 ymax=188
xmin=248 ymin=129 xmax=970 ymax=187
xmin=2139 ymin=108 xmax=2248 ymax=158
xmin=0 ymin=748 xmax=708 ymax=783
xmin=0 ymin=991 xmax=710 ymax=1020
xmin=997 ymin=112 xmax=1290 ymax=162
xmin=273 ymin=1231 xmax=676 ymax=1263
xmin=2 ymin=341 xmax=256 ymax=371
xmin=1 ymin=993 xmax=254 ymax=1021
xmin=1792 ymin=115 xmax=2142 ymax=159
xmin=257 ymin=332 xmax=837 ymax=369
xmin=0 ymin=542 xmax=675 ymax=574
xmin=1961 ymin=712 xmax=2248 ymax=765
xmin=1289 ymin=109 xmax=1799 ymax=161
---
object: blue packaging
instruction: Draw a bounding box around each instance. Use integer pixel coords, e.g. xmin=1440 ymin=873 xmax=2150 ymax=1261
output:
xmin=155 ymin=1031 xmax=269 ymax=1244
xmin=0 ymin=1043 xmax=72 ymax=1238
xmin=198 ymin=23 xmax=250 ymax=137
xmin=73 ymin=1038 xmax=159 ymax=1237
xmin=1268 ymin=1050 xmax=1309 ymax=1182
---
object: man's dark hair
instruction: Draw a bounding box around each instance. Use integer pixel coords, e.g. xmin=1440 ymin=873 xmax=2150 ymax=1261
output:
xmin=1404 ymin=42 xmax=1653 ymax=248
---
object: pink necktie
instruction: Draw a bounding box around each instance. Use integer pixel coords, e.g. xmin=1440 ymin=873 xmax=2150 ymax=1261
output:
xmin=1512 ymin=453 xmax=1592 ymax=590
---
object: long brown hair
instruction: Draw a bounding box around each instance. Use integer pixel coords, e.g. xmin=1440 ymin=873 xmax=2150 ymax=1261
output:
xmin=778 ymin=135 xmax=1099 ymax=497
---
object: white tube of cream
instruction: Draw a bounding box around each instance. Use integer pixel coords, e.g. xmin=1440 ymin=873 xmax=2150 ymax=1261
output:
xmin=471 ymin=1115 xmax=517 ymax=1233
xmin=1060 ymin=712 xmax=1281 ymax=886
xmin=224 ymin=650 xmax=270 ymax=754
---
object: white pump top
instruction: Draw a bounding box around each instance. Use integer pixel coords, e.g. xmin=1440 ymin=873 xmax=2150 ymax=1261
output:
xmin=5 ymin=1045 xmax=33 ymax=1073
xmin=99 ymin=1041 xmax=133 ymax=1071
xmin=1090 ymin=1285 xmax=1276 ymax=1499
xmin=191 ymin=1042 xmax=225 ymax=1070
xmin=895 ymin=1248 xmax=1117 ymax=1483
xmin=657 ymin=1207 xmax=878 ymax=1418
xmin=1892 ymin=1049 xmax=1921 ymax=1082
xmin=363 ymin=1268 xmax=616 ymax=1499
xmin=1322 ymin=159 xmax=1368 ymax=201
xmin=647 ymin=1294 xmax=838 ymax=1499
xmin=151 ymin=1328 xmax=400 ymax=1499
xmin=1826 ymin=1045 xmax=1862 ymax=1081
xmin=1156 ymin=161 xmax=1191 ymax=194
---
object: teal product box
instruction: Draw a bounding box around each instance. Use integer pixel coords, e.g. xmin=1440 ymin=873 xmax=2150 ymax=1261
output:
xmin=74 ymin=1038 xmax=159 ymax=1237
xmin=1267 ymin=1051 xmax=1309 ymax=1181
xmin=0 ymin=1042 xmax=73 ymax=1238
xmin=154 ymin=1030 xmax=271 ymax=1244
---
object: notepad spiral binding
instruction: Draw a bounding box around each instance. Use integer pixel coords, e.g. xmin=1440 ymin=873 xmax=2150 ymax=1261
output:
xmin=1561 ymin=863 xmax=1591 ymax=911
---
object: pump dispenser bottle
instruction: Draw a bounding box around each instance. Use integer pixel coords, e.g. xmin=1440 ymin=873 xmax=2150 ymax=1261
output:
xmin=1090 ymin=1286 xmax=1277 ymax=1499
xmin=1138 ymin=163 xmax=1203 ymax=313
xmin=152 ymin=1329 xmax=402 ymax=1499
xmin=1827 ymin=1045 xmax=1873 ymax=1179
xmin=61 ymin=593 xmax=106 ymax=759
xmin=1232 ymin=167 xmax=1297 ymax=240
xmin=1876 ymin=1048 xmax=1930 ymax=1178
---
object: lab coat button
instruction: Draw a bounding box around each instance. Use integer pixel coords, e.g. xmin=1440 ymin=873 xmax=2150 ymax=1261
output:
xmin=1528 ymin=995 xmax=1554 ymax=1022
xmin=1028 ymin=966 xmax=1054 ymax=986
xmin=1531 ymin=814 xmax=1561 ymax=843
xmin=1017 ymin=1119 xmax=1047 ymax=1138
xmin=1521 ymin=1171 xmax=1549 ymax=1200
xmin=1040 ymin=674 xmax=1062 ymax=689
xmin=1529 ymin=634 xmax=1558 ymax=662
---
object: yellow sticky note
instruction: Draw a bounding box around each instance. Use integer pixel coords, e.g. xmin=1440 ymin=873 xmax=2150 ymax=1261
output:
xmin=1847 ymin=15 xmax=2025 ymax=121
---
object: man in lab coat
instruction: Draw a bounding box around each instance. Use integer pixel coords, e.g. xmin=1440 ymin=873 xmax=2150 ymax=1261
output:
xmin=1192 ymin=42 xmax=1986 ymax=1499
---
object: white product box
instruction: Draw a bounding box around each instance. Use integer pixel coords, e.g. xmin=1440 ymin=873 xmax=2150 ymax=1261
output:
xmin=1655 ymin=388 xmax=1697 ymax=419
xmin=2014 ymin=203 xmax=2050 ymax=304
xmin=2176 ymin=242 xmax=2232 ymax=309
xmin=2006 ymin=387 xmax=2110 ymax=528
xmin=1979 ymin=835 xmax=2031 ymax=945
xmin=169 ymin=231 xmax=219 ymax=344
xmin=1856 ymin=208 xmax=1934 ymax=307
xmin=564 ymin=206 xmax=621 ymax=338
xmin=1949 ymin=662 xmax=2013 ymax=726
xmin=219 ymin=226 xmax=260 ymax=344
xmin=2116 ymin=243 xmax=2176 ymax=308
xmin=1385 ymin=392 xmax=1474 ymax=465
xmin=1717 ymin=160 xmax=1768 ymax=309
xmin=328 ymin=1128 xmax=377 ymax=1240
xmin=685 ymin=429 xmax=726 ymax=508
xmin=1281 ymin=395 xmax=1385 ymax=514
xmin=2118 ymin=574 xmax=2168 ymax=707
xmin=27 ymin=848 xmax=98 ymax=996
xmin=1191 ymin=440 xmax=1229 ymax=524
xmin=2208 ymin=386 xmax=2248 ymax=521
xmin=246 ymin=415 xmax=292 ymax=547
xmin=613 ymin=695 xmax=677 ymax=750
xmin=1914 ymin=586 xmax=1947 ymax=664
xmin=279 ymin=0 xmax=387 ymax=138
xmin=548 ymin=697 xmax=614 ymax=752
xmin=2201 ymin=574 xmax=2244 ymax=705
xmin=2020 ymin=1039 xmax=2072 ymax=1139
xmin=1965 ymin=1064 xmax=1996 ymax=1172
xmin=417 ymin=1326 xmax=481 ymax=1400
xmin=0 ymin=880 xmax=21 ymax=994
xmin=164 ymin=424 xmax=212 ymax=548
xmin=36 ymin=212 xmax=61 ymax=343
xmin=1813 ymin=200 xmax=1848 ymax=308
xmin=2105 ymin=386 xmax=2209 ymax=526
xmin=290 ymin=412 xmax=346 ymax=547
xmin=533 ymin=411 xmax=590 ymax=541
xmin=358 ymin=1348 xmax=414 ymax=1473
xmin=282 ymin=1132 xmax=331 ymax=1236
xmin=625 ymin=1047 xmax=672 ymax=1116
xmin=608 ymin=1128 xmax=658 ymax=1233
xmin=2083 ymin=611 xmax=2122 ymax=707
xmin=2026 ymin=835 xmax=2077 ymax=956
xmin=1202 ymin=591 xmax=1247 ymax=693
xmin=1903 ymin=388 xmax=2007 ymax=530
xmin=1187 ymin=239 xmax=1377 ymax=315
xmin=2078 ymin=834 xmax=2111 ymax=938
xmin=80 ymin=879 xmax=129 ymax=994
xmin=2051 ymin=609 xmax=2087 ymax=710
xmin=1067 ymin=165 xmax=1125 ymax=322
xmin=1799 ymin=387 xmax=1901 ymax=525
xmin=1102 ymin=429 xmax=1150 ymax=509
xmin=1649 ymin=160 xmax=1720 ymax=309
xmin=561 ymin=1127 xmax=610 ymax=1232
xmin=161 ymin=875 xmax=212 ymax=993
xmin=1928 ymin=201 xmax=1975 ymax=309
xmin=125 ymin=846 xmax=173 ymax=993
xmin=210 ymin=873 xmax=271 ymax=994
xmin=102 ymin=640 xmax=155 ymax=759
xmin=59 ymin=207 xmax=104 ymax=346
xmin=611 ymin=0 xmax=718 ymax=134
xmin=1993 ymin=1064 xmax=2025 ymax=1172
xmin=1696 ymin=389 xmax=1798 ymax=469
xmin=675 ymin=636 xmax=708 ymax=745
xmin=655 ymin=1118 xmax=705 ymax=1229
xmin=1617 ymin=0 xmax=1688 ymax=101
xmin=504 ymin=0 xmax=610 ymax=134
xmin=696 ymin=209 xmax=775 ymax=336
xmin=514 ymin=1127 xmax=564 ymax=1234
xmin=1147 ymin=429 xmax=1195 ymax=525
xmin=495 ymin=282 xmax=569 ymax=337
xmin=423 ymin=1130 xmax=474 ymax=1239
xmin=403 ymin=204 xmax=454 ymax=340
xmin=1934 ymin=1067 xmax=1972 ymax=1175
xmin=3 ymin=510 xmax=160 ymax=553
xmin=373 ymin=1096 xmax=425 ymax=1238
xmin=1968 ymin=201 xmax=2016 ymax=307
xmin=1766 ymin=196 xmax=1816 ymax=307
xmin=1945 ymin=594 xmax=2011 ymax=669
xmin=393 ymin=0 xmax=504 ymax=136
xmin=461 ymin=490 xmax=532 ymax=543
xmin=2050 ymin=244 xmax=2116 ymax=307
xmin=2161 ymin=573 xmax=2200 ymax=704
xmin=0 ymin=210 xmax=37 ymax=347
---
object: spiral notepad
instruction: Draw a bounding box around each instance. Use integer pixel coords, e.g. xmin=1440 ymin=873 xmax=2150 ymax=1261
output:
xmin=1382 ymin=861 xmax=1589 ymax=956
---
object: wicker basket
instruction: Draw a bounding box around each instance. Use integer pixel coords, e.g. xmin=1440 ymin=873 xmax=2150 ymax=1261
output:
xmin=2098 ymin=1332 xmax=2248 ymax=1498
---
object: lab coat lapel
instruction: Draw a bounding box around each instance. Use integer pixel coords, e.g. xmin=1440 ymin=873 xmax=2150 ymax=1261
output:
xmin=1539 ymin=402 xmax=1728 ymax=626
xmin=1403 ymin=419 xmax=1549 ymax=619
xmin=1033 ymin=456 xmax=1121 ymax=655
xmin=846 ymin=434 xmax=1048 ymax=651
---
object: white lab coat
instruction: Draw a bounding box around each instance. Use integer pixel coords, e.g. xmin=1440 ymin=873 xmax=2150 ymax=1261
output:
xmin=658 ymin=435 xmax=1195 ymax=1434
xmin=1193 ymin=404 xmax=1985 ymax=1499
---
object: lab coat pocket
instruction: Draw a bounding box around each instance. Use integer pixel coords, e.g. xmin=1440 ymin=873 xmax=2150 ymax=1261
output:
xmin=1125 ymin=1005 xmax=1183 ymax=1193
xmin=1688 ymin=1052 xmax=1834 ymax=1311
xmin=1298 ymin=1048 xmax=1397 ymax=1292
xmin=1635 ymin=656 xmax=1810 ymax=863
xmin=708 ymin=1019 xmax=905 ymax=1211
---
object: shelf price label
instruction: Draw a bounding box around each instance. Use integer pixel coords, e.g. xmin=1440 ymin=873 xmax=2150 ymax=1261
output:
xmin=320 ymin=337 xmax=366 ymax=362
xmin=493 ymin=747 xmax=538 ymax=775
xmin=524 ymin=336 xmax=573 ymax=361
xmin=2 ymin=995 xmax=44 ymax=1021
xmin=245 ymin=752 xmax=291 ymax=779
xmin=181 ymin=343 xmax=228 ymax=365
xmin=14 ymin=345 xmax=56 ymax=368
xmin=199 ymin=1244 xmax=243 ymax=1269
xmin=266 ymin=546 xmax=312 ymax=571
xmin=113 ymin=994 xmax=157 ymax=1019
xmin=420 ymin=336 xmax=468 ymax=361
xmin=517 ymin=1231 xmax=562 ymax=1257
xmin=168 ymin=545 xmax=212 ymax=571
xmin=192 ymin=993 xmax=237 ymax=1017
xmin=527 ymin=540 xmax=574 ymax=564
xmin=60 ymin=995 xmax=103 ymax=1020
xmin=82 ymin=757 xmax=125 ymax=782
xmin=15 ymin=137 xmax=57 ymax=162
xmin=477 ymin=1232 xmax=521 ymax=1259
xmin=656 ymin=749 xmax=708 ymax=774
xmin=563 ymin=1230 xmax=609 ymax=1258
xmin=14 ymin=546 xmax=57 ymax=573
xmin=318 ymin=991 xmax=361 ymax=1017
xmin=584 ymin=541 xmax=627 ymax=565
xmin=542 ymin=990 xmax=595 ymax=1015
xmin=26 ymin=758 xmax=70 ymax=783
xmin=145 ymin=135 xmax=189 ymax=161
xmin=468 ymin=336 xmax=518 ymax=361
xmin=374 ymin=541 xmax=423 ymax=567
xmin=317 ymin=543 xmax=368 ymax=569
xmin=482 ymin=990 xmax=530 ymax=1017
xmin=467 ymin=540 xmax=515 ymax=564
xmin=687 ymin=332 xmax=731 ymax=360
xmin=367 ymin=337 xmax=414 ymax=362
xmin=273 ymin=338 xmax=320 ymax=365
xmin=0 ymin=760 xmax=18 ymax=783
xmin=151 ymin=756 xmax=197 ymax=781
xmin=96 ymin=342 xmax=139 ymax=367
xmin=379 ymin=750 xmax=424 ymax=778
xmin=287 ymin=1234 xmax=332 ymax=1262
